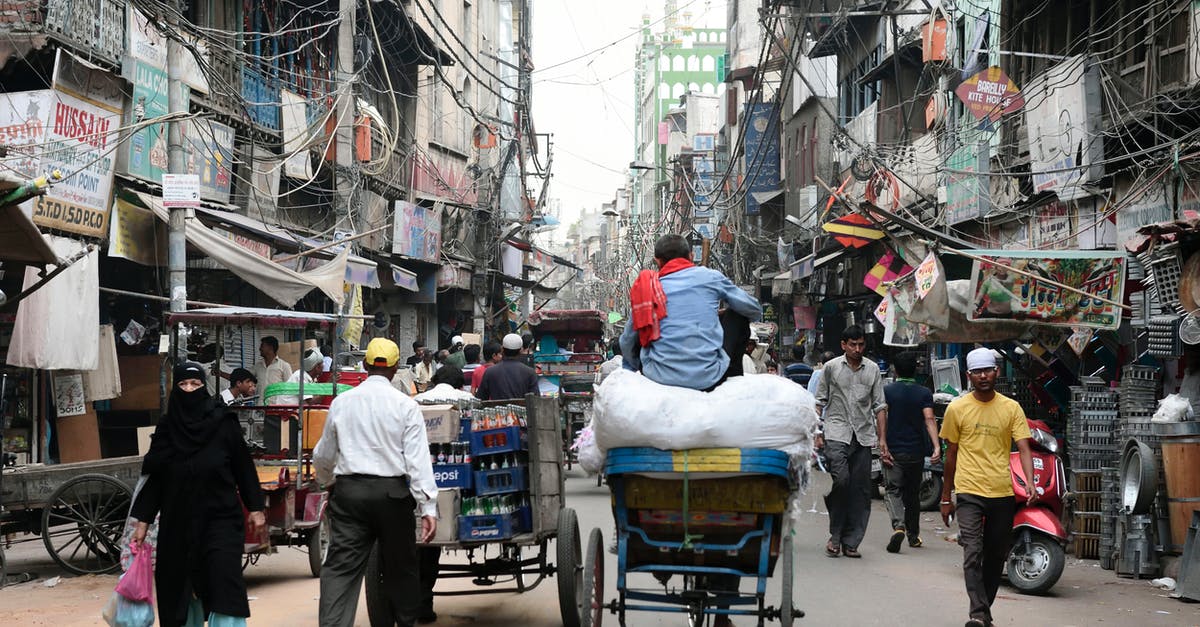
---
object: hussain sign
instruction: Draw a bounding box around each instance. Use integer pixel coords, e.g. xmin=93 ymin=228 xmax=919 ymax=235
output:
xmin=955 ymin=67 xmax=1024 ymax=122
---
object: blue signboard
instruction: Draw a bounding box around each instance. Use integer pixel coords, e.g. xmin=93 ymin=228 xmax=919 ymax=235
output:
xmin=743 ymin=103 xmax=781 ymax=216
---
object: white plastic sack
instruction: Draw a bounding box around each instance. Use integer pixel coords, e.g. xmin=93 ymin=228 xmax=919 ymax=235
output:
xmin=593 ymin=369 xmax=819 ymax=455
xmin=1153 ymin=394 xmax=1191 ymax=423
xmin=573 ymin=425 xmax=604 ymax=474
xmin=414 ymin=383 xmax=476 ymax=403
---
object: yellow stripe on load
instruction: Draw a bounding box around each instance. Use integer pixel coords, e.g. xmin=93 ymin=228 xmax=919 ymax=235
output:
xmin=671 ymin=448 xmax=743 ymax=472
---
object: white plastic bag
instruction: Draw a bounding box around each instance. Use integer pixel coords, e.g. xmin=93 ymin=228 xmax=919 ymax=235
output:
xmin=573 ymin=425 xmax=604 ymax=474
xmin=1153 ymin=394 xmax=1191 ymax=423
xmin=593 ymin=369 xmax=819 ymax=453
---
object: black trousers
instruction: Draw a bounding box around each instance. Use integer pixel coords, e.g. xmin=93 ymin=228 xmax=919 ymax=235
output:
xmin=319 ymin=475 xmax=419 ymax=627
xmin=824 ymin=437 xmax=872 ymax=550
xmin=955 ymin=494 xmax=1016 ymax=622
xmin=418 ymin=547 xmax=441 ymax=612
xmin=883 ymin=453 xmax=924 ymax=539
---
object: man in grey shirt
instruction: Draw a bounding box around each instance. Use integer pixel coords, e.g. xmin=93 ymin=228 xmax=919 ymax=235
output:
xmin=815 ymin=325 xmax=887 ymax=558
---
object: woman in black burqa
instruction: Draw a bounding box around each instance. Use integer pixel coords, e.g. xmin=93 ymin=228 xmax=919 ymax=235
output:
xmin=130 ymin=362 xmax=266 ymax=627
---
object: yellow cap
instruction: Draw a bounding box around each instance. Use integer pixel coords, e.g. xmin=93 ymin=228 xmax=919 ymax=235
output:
xmin=364 ymin=338 xmax=400 ymax=367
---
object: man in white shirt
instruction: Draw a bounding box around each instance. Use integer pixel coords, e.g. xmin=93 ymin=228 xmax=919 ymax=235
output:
xmin=272 ymin=348 xmax=325 ymax=406
xmin=314 ymin=338 xmax=437 ymax=627
xmin=413 ymin=348 xmax=436 ymax=392
xmin=254 ymin=336 xmax=293 ymax=404
xmin=219 ymin=368 xmax=257 ymax=406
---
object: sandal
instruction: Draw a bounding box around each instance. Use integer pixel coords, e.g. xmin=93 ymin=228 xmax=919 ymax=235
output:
xmin=843 ymin=547 xmax=862 ymax=558
xmin=825 ymin=540 xmax=841 ymax=557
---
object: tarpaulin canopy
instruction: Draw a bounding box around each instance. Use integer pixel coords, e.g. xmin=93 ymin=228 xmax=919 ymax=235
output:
xmin=134 ymin=192 xmax=346 ymax=308
xmin=0 ymin=193 xmax=57 ymax=265
xmin=7 ymin=235 xmax=99 ymax=369
xmin=167 ymin=306 xmax=341 ymax=328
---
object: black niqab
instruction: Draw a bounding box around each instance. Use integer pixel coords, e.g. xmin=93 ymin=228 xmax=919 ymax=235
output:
xmin=159 ymin=362 xmax=226 ymax=458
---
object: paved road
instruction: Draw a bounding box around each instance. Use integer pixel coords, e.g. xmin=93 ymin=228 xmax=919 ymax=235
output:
xmin=1 ymin=469 xmax=1197 ymax=626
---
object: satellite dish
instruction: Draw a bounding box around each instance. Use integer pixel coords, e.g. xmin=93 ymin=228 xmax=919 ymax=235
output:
xmin=1180 ymin=311 xmax=1200 ymax=345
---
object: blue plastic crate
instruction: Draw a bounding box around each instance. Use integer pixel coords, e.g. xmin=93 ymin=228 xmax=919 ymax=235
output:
xmin=470 ymin=426 xmax=527 ymax=456
xmin=460 ymin=417 xmax=472 ymax=440
xmin=458 ymin=512 xmax=520 ymax=542
xmin=516 ymin=505 xmax=532 ymax=532
xmin=432 ymin=463 xmax=473 ymax=489
xmin=474 ymin=466 xmax=528 ymax=495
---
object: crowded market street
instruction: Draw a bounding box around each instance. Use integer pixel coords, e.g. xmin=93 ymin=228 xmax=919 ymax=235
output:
xmin=0 ymin=471 xmax=1195 ymax=626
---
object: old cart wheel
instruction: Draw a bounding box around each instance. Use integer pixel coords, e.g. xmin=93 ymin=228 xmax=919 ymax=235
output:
xmin=364 ymin=543 xmax=396 ymax=627
xmin=582 ymin=528 xmax=604 ymax=627
xmin=557 ymin=508 xmax=583 ymax=627
xmin=41 ymin=473 xmax=131 ymax=575
xmin=780 ymin=532 xmax=795 ymax=627
xmin=307 ymin=512 xmax=331 ymax=578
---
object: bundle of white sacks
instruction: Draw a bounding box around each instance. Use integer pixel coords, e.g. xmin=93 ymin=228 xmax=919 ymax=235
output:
xmin=581 ymin=368 xmax=821 ymax=510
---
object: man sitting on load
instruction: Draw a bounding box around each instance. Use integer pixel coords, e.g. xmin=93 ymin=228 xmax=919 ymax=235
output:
xmin=619 ymin=233 xmax=762 ymax=391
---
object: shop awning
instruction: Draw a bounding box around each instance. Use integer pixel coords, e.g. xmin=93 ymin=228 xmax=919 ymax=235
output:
xmin=790 ymin=248 xmax=846 ymax=279
xmin=751 ymin=188 xmax=785 ymax=206
xmin=133 ymin=192 xmax=347 ymax=308
xmin=167 ymin=306 xmax=341 ymax=329
xmin=0 ymin=204 xmax=57 ymax=265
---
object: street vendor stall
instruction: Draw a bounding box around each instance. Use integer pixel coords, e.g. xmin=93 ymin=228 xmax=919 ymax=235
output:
xmin=527 ymin=309 xmax=609 ymax=469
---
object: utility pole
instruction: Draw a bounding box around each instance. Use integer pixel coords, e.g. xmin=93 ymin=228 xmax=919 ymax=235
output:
xmin=166 ymin=3 xmax=187 ymax=314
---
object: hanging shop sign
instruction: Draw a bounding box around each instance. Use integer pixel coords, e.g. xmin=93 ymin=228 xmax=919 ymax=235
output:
xmin=743 ymin=103 xmax=782 ymax=216
xmin=967 ymin=249 xmax=1125 ymax=330
xmin=1117 ymin=186 xmax=1173 ymax=245
xmin=119 ymin=61 xmax=186 ymax=185
xmin=945 ymin=142 xmax=989 ymax=225
xmin=183 ymin=119 xmax=235 ymax=203
xmin=954 ymin=66 xmax=1024 ymax=123
xmin=1032 ymin=201 xmax=1074 ymax=249
xmin=1024 ymin=56 xmax=1104 ymax=201
xmin=127 ymin=5 xmax=210 ymax=92
xmin=391 ymin=200 xmax=443 ymax=263
xmin=108 ymin=199 xmax=167 ymax=266
xmin=12 ymin=90 xmax=123 ymax=239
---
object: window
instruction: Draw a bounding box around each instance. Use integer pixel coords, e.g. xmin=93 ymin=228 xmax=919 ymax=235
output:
xmin=659 ymin=55 xmax=670 ymax=72
xmin=461 ymin=77 xmax=472 ymax=149
xmin=718 ymin=32 xmax=726 ymax=43
xmin=462 ymin=1 xmax=472 ymax=49
xmin=673 ymin=56 xmax=685 ymax=71
xmin=702 ymin=55 xmax=715 ymax=72
xmin=687 ymin=56 xmax=700 ymax=71
xmin=672 ymin=83 xmax=685 ymax=98
xmin=689 ymin=82 xmax=700 ymax=92
xmin=838 ymin=56 xmax=880 ymax=123
xmin=702 ymin=83 xmax=715 ymax=94
xmin=659 ymin=82 xmax=670 ymax=98
xmin=698 ymin=32 xmax=708 ymax=43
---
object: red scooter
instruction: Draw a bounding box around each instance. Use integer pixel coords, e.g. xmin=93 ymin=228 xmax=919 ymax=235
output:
xmin=1006 ymin=418 xmax=1067 ymax=594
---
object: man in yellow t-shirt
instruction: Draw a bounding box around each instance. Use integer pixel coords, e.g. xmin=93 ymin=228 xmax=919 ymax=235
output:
xmin=939 ymin=348 xmax=1035 ymax=627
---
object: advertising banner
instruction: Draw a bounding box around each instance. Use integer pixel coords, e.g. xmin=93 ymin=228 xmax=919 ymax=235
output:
xmin=108 ymin=199 xmax=167 ymax=266
xmin=743 ymin=103 xmax=781 ymax=216
xmin=967 ymin=250 xmax=1125 ymax=330
xmin=391 ymin=200 xmax=443 ymax=263
xmin=121 ymin=61 xmax=185 ymax=184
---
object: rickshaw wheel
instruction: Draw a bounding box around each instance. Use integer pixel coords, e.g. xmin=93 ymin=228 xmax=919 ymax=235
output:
xmin=41 ymin=474 xmax=130 ymax=575
xmin=556 ymin=508 xmax=583 ymax=627
xmin=308 ymin=513 xmax=331 ymax=578
xmin=507 ymin=544 xmax=527 ymax=592
xmin=582 ymin=528 xmax=604 ymax=627
xmin=780 ymin=532 xmax=795 ymax=627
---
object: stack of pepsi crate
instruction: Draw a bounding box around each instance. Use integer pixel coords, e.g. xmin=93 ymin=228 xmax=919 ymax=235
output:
xmin=425 ymin=401 xmax=533 ymax=542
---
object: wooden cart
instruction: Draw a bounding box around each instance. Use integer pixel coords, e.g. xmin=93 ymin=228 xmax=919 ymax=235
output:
xmin=1 ymin=455 xmax=142 ymax=582
xmin=527 ymin=309 xmax=608 ymax=469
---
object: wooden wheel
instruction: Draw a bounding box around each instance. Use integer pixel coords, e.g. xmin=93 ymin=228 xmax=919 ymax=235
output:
xmin=41 ymin=474 xmax=131 ymax=575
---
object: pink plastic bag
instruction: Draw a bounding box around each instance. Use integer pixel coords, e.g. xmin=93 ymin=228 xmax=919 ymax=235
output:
xmin=114 ymin=543 xmax=154 ymax=603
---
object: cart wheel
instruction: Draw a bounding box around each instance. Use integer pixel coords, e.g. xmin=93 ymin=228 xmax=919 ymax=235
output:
xmin=582 ymin=528 xmax=604 ymax=627
xmin=41 ymin=473 xmax=131 ymax=575
xmin=557 ymin=508 xmax=583 ymax=627
xmin=780 ymin=532 xmax=794 ymax=627
xmin=307 ymin=512 xmax=332 ymax=578
xmin=1 ymin=544 xmax=7 ymax=588
xmin=364 ymin=543 xmax=395 ymax=627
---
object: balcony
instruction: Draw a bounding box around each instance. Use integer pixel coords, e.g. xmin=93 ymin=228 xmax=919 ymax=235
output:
xmin=0 ymin=0 xmax=126 ymax=68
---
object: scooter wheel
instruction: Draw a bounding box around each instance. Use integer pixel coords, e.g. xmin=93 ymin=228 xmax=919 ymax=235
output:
xmin=1007 ymin=532 xmax=1065 ymax=595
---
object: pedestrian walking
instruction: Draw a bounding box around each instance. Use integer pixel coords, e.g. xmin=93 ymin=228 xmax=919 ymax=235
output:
xmin=814 ymin=325 xmax=886 ymax=558
xmin=880 ymin=351 xmax=940 ymax=553
xmin=471 ymin=341 xmax=502 ymax=393
xmin=475 ymin=334 xmax=539 ymax=401
xmin=313 ymin=338 xmax=438 ymax=627
xmin=940 ymin=348 xmax=1035 ymax=627
xmin=130 ymin=362 xmax=266 ymax=627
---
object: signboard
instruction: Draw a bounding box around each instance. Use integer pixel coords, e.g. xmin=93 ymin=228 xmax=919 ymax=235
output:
xmin=743 ymin=103 xmax=781 ymax=216
xmin=693 ymin=134 xmax=715 ymax=152
xmin=1024 ymin=56 xmax=1104 ymax=201
xmin=183 ymin=119 xmax=235 ymax=203
xmin=1116 ymin=186 xmax=1172 ymax=245
xmin=127 ymin=5 xmax=209 ymax=92
xmin=945 ymin=142 xmax=989 ymax=225
xmin=163 ymin=173 xmax=200 ymax=208
xmin=954 ymin=66 xmax=1024 ymax=122
xmin=21 ymin=90 xmax=122 ymax=239
xmin=391 ymin=200 xmax=443 ymax=263
xmin=120 ymin=61 xmax=186 ymax=184
xmin=108 ymin=199 xmax=167 ymax=265
xmin=967 ymin=249 xmax=1125 ymax=330
xmin=1032 ymin=202 xmax=1074 ymax=249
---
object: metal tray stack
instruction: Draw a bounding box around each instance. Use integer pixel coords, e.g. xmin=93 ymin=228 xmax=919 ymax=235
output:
xmin=1146 ymin=315 xmax=1182 ymax=357
xmin=1099 ymin=466 xmax=1121 ymax=570
xmin=1138 ymin=242 xmax=1185 ymax=315
xmin=1069 ymin=378 xmax=1120 ymax=471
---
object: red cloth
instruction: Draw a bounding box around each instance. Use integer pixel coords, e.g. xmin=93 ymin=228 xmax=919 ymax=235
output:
xmin=629 ymin=258 xmax=694 ymax=347
xmin=471 ymin=362 xmax=490 ymax=392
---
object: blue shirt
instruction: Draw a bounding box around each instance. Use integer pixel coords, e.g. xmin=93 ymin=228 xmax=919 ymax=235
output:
xmin=619 ymin=266 xmax=761 ymax=390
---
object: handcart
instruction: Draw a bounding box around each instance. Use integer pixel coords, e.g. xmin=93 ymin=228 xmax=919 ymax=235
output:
xmin=167 ymin=307 xmax=359 ymax=578
xmin=586 ymin=447 xmax=803 ymax=627
xmin=1 ymin=456 xmax=141 ymax=582
xmin=364 ymin=394 xmax=589 ymax=627
xmin=527 ymin=309 xmax=608 ymax=468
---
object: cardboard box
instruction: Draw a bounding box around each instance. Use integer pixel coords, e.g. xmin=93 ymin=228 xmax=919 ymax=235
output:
xmin=421 ymin=405 xmax=461 ymax=444
xmin=279 ymin=341 xmax=303 ymax=374
xmin=417 ymin=488 xmax=461 ymax=544
xmin=110 ymin=355 xmax=164 ymax=411
xmin=57 ymin=408 xmax=102 ymax=463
